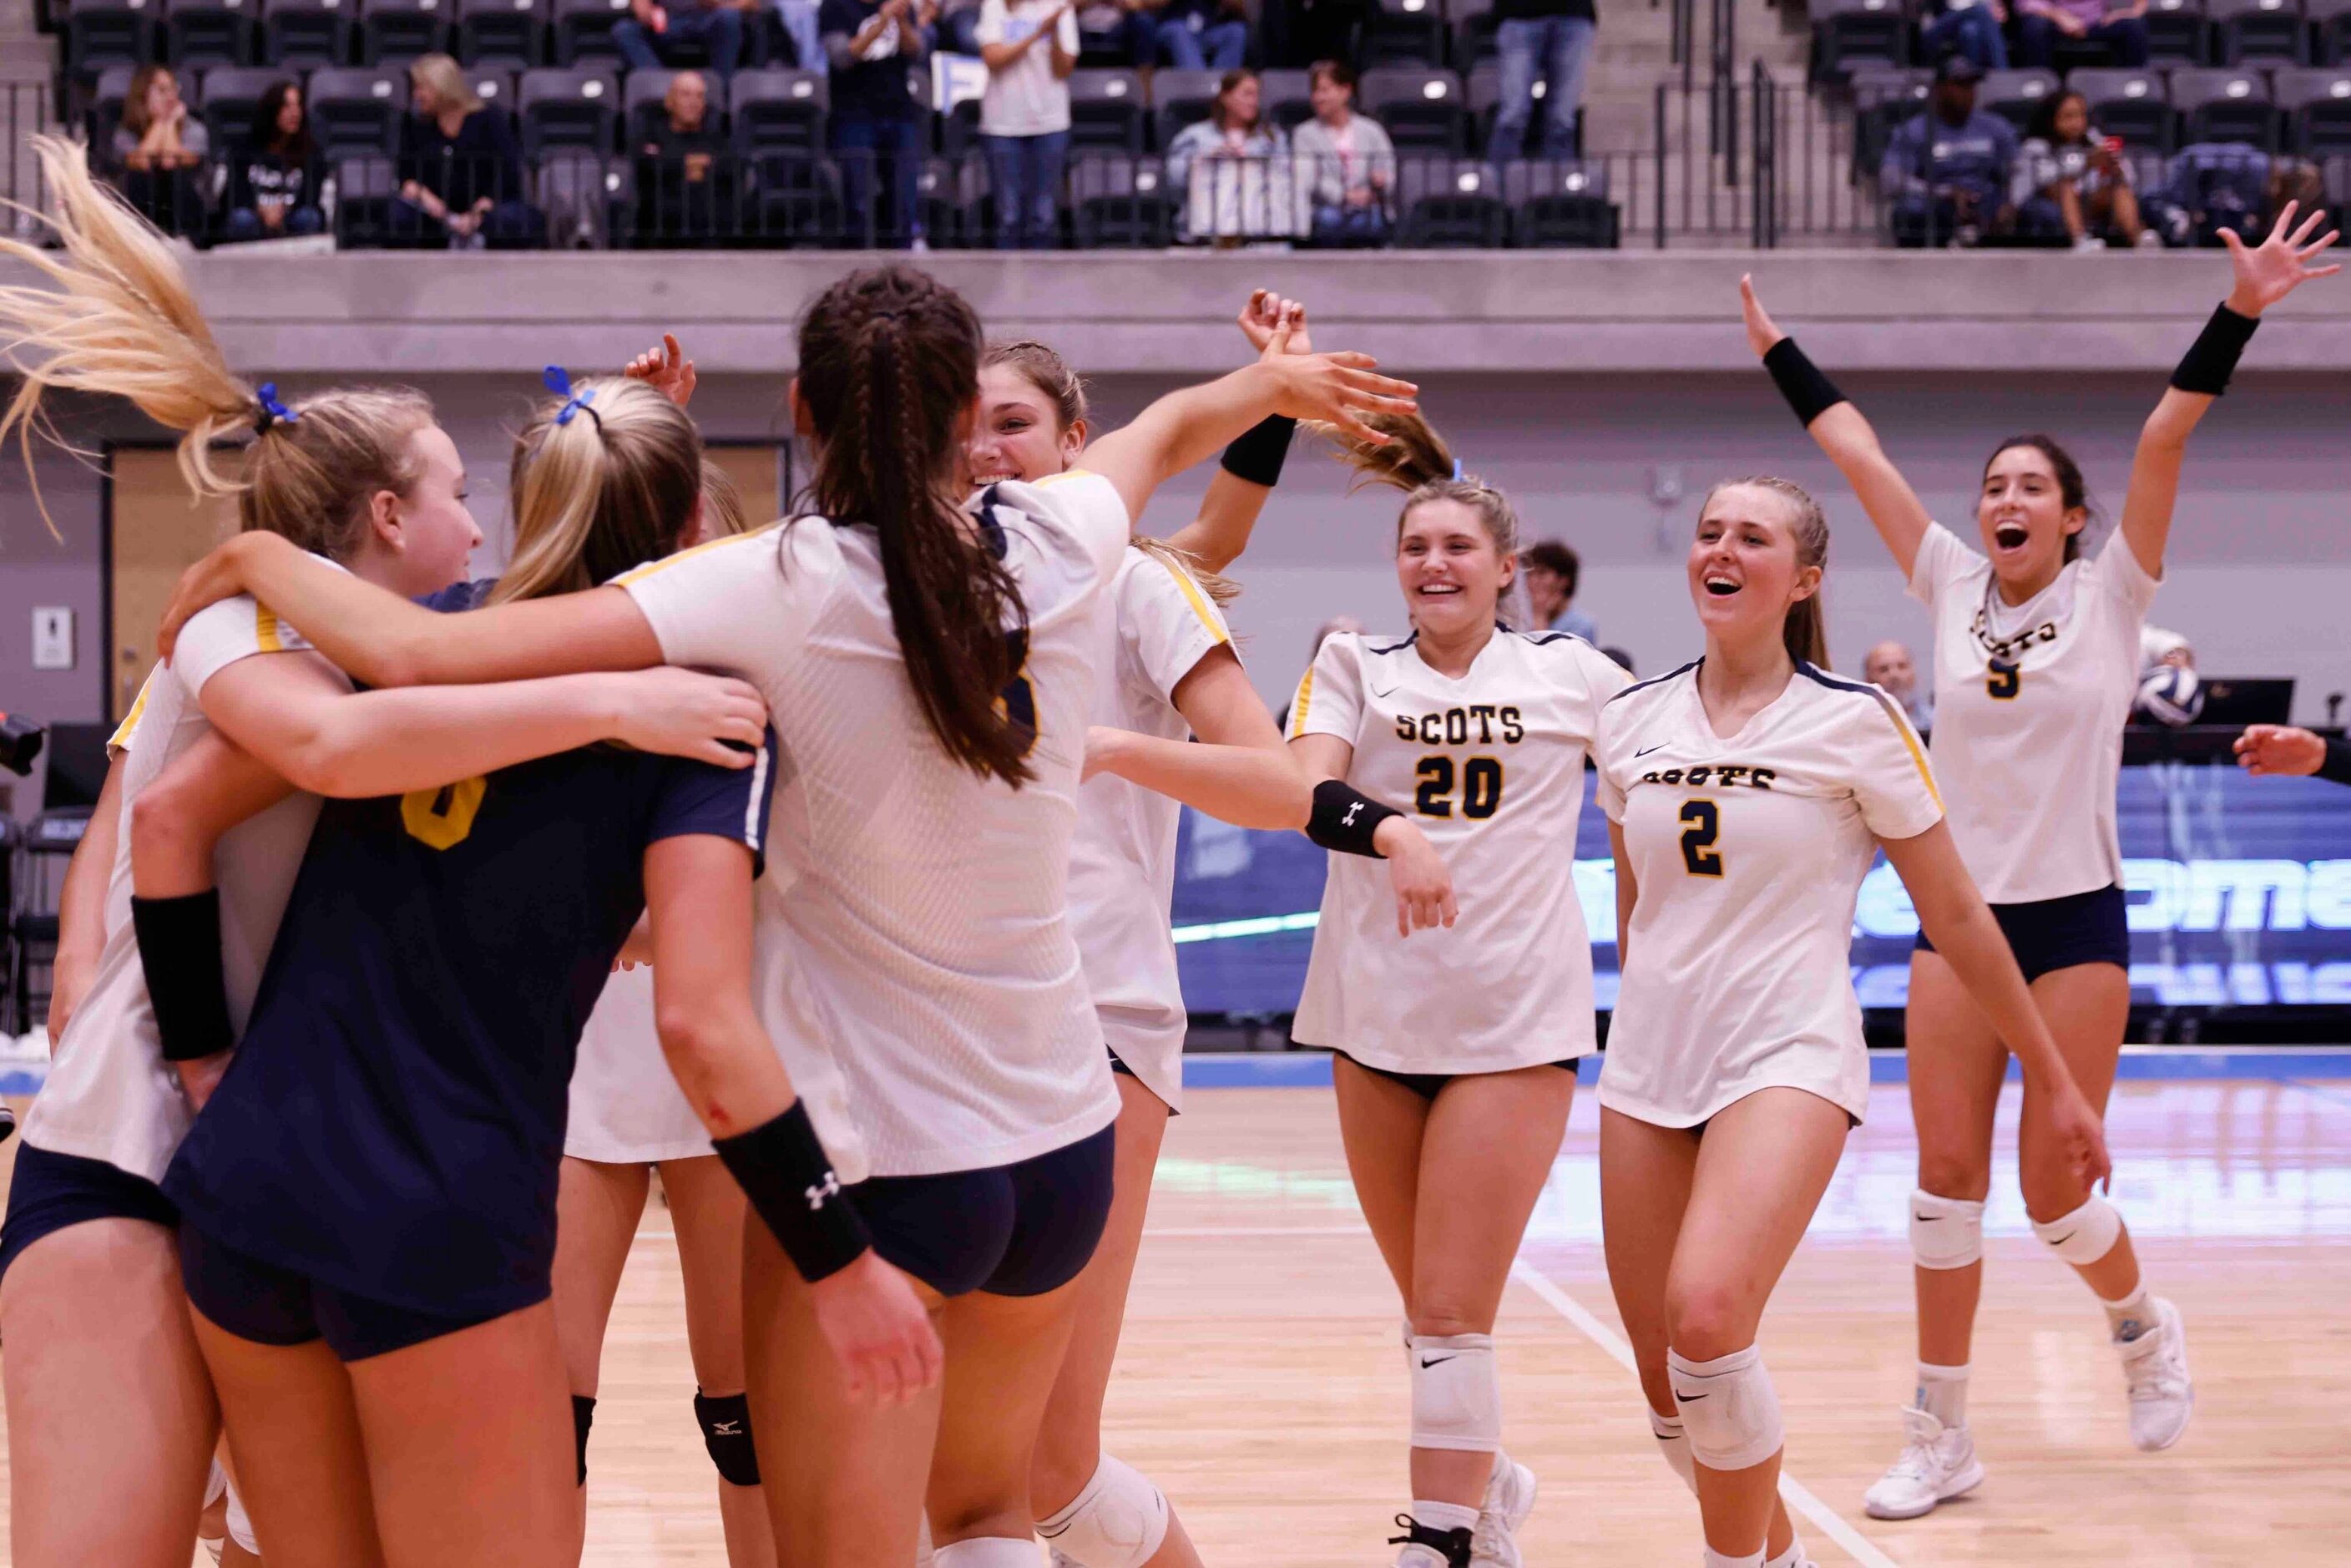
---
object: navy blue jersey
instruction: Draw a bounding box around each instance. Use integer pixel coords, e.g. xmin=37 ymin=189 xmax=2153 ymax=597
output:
xmin=165 ymin=581 xmax=773 ymax=1317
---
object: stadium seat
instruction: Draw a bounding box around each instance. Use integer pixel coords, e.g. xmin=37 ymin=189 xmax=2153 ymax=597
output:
xmin=1261 ymin=67 xmax=1315 ymax=132
xmin=85 ymin=62 xmax=144 ymax=147
xmin=1070 ymin=152 xmax=1175 ymax=247
xmin=2207 ymin=0 xmax=2308 ymax=60
xmin=166 ymin=0 xmax=258 ymax=69
xmin=551 ymin=0 xmax=629 ymax=63
xmin=65 ymin=0 xmax=161 ymax=85
xmin=914 ymin=154 xmax=985 ymax=247
xmin=1809 ymin=0 xmax=1909 ymax=84
xmin=2276 ymin=62 xmax=2351 ymax=148
xmin=1363 ymin=65 xmax=1469 ymax=154
xmin=309 ymin=63 xmax=409 ymax=153
xmin=456 ymin=0 xmax=545 ymax=67
xmin=1452 ymin=0 xmax=1500 ymax=69
xmin=1979 ymin=67 xmax=2060 ymax=131
xmin=198 ymin=63 xmax=286 ymax=147
xmin=2072 ymin=66 xmax=2177 ymax=150
xmin=1394 ymin=156 xmax=1509 ymax=245
xmin=518 ymin=62 xmax=618 ymax=151
xmin=1468 ymin=59 xmax=1582 ymax=157
xmin=2317 ymin=0 xmax=2351 ymax=59
xmin=1503 ymin=157 xmax=1616 ymax=246
xmin=624 ymin=66 xmax=686 ymax=144
xmin=262 ymin=0 xmax=356 ymax=65
xmin=1848 ymin=66 xmax=1928 ymax=180
xmin=1150 ymin=65 xmax=1220 ymax=151
xmin=361 ymin=0 xmax=453 ymax=62
xmin=1067 ymin=68 xmax=1145 ymax=152
xmin=1362 ymin=0 xmax=1447 ymax=68
xmin=2146 ymin=0 xmax=2212 ymax=63
xmin=742 ymin=152 xmax=842 ymax=246
xmin=468 ymin=63 xmax=518 ymax=106
xmin=2173 ymin=64 xmax=2283 ymax=145
xmin=331 ymin=149 xmax=401 ymax=243
xmin=730 ymin=67 xmax=826 ymax=155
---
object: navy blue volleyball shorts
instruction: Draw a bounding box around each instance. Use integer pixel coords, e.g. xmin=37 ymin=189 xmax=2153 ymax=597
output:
xmin=179 ymin=1222 xmax=523 ymax=1362
xmin=1914 ymin=883 xmax=2129 ymax=984
xmin=851 ymin=1123 xmax=1116 ymax=1299
xmin=0 ymin=1143 xmax=179 ymax=1289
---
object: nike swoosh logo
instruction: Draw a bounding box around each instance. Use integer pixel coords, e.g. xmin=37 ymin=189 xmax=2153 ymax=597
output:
xmin=1418 ymin=1355 xmax=1456 ymax=1368
xmin=2049 ymin=1230 xmax=2076 ymax=1245
xmin=1678 ymin=1392 xmax=1709 ymax=1401
xmin=1914 ymin=1214 xmax=1939 ymax=1222
xmin=1636 ymin=743 xmax=1667 ymax=757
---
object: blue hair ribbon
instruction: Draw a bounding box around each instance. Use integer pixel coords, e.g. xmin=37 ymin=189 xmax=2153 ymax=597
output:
xmin=252 ymin=382 xmax=298 ymax=433
xmin=1451 ymin=457 xmax=1464 ymax=482
xmin=544 ymin=364 xmax=600 ymax=428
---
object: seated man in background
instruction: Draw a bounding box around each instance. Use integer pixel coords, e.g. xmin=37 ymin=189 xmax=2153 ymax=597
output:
xmin=638 ymin=69 xmax=733 ymax=240
xmin=1521 ymin=539 xmax=1597 ymax=642
xmin=1882 ymin=54 xmax=2018 ymax=247
xmin=1863 ymin=640 xmax=1934 ymax=733
xmin=614 ymin=0 xmax=757 ymax=79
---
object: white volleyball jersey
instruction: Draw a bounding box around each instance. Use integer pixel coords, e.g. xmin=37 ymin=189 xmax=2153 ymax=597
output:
xmin=565 ymin=965 xmax=713 ymax=1164
xmin=26 ymin=596 xmax=331 ymax=1185
xmin=1066 ymin=548 xmax=1234 ymax=1113
xmin=1595 ymin=660 xmax=1944 ymax=1128
xmin=618 ymin=474 xmax=1128 ymax=1183
xmin=1287 ymin=628 xmax=1629 ymax=1075
xmin=1909 ymin=522 xmax=2159 ymax=905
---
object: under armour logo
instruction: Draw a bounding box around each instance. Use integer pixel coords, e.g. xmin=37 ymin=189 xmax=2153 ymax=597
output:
xmin=805 ymin=1171 xmax=840 ymax=1210
xmin=1342 ymin=802 xmax=1364 ymax=827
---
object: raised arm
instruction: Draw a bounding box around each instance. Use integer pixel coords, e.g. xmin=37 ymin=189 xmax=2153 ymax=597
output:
xmin=1085 ymin=645 xmax=1309 ymax=830
xmin=2118 ymin=203 xmax=2338 ymax=580
xmin=46 ymin=751 xmax=124 ymax=1044
xmin=644 ymin=835 xmax=943 ymax=1405
xmin=1879 ymin=820 xmax=2111 ymax=1188
xmin=1163 ymin=291 xmax=1308 ymax=574
xmin=1083 ymin=321 xmax=1417 ymax=527
xmin=1742 ymin=275 xmax=1934 ymax=579
xmin=158 ymin=534 xmax=662 ymax=686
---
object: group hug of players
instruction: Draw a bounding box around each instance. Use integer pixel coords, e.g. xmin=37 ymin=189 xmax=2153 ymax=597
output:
xmin=0 ymin=131 xmax=2335 ymax=1568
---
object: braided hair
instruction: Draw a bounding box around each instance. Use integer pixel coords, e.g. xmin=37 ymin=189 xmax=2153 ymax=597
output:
xmin=796 ymin=266 xmax=1034 ymax=787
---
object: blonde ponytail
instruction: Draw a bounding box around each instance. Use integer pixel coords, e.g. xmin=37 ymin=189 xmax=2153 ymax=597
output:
xmin=1309 ymin=408 xmax=1521 ymax=562
xmin=494 ymin=376 xmax=702 ymax=606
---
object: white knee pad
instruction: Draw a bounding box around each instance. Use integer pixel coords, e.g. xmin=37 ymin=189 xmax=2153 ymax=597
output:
xmin=933 ymin=1539 xmax=1051 ymax=1567
xmin=1667 ymin=1346 xmax=1784 ymax=1472
xmin=1409 ymin=1333 xmax=1500 ymax=1453
xmin=224 ymin=1478 xmax=258 ymax=1555
xmin=1647 ymin=1408 xmax=1697 ymax=1494
xmin=1909 ymin=1188 xmax=1986 ymax=1271
xmin=915 ymin=1515 xmax=934 ymax=1568
xmin=2032 ymin=1193 xmax=2123 ymax=1266
xmin=1035 ymin=1452 xmax=1170 ymax=1568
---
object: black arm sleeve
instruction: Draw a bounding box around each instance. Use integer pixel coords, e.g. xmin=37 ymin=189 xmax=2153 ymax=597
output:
xmin=1305 ymin=778 xmax=1401 ymax=857
xmin=130 ymin=890 xmax=236 ymax=1063
xmin=2321 ymin=737 xmax=2351 ymax=789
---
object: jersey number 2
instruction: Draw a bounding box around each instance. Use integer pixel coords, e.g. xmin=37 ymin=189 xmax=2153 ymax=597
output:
xmin=402 ymin=776 xmax=488 ymax=850
xmin=1679 ymin=797 xmax=1724 ymax=878
xmin=1414 ymin=756 xmax=1504 ymax=819
xmin=1986 ymin=660 xmax=2021 ymax=701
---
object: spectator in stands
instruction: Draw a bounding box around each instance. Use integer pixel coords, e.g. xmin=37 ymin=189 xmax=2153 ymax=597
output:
xmin=638 ymin=69 xmax=732 ymax=240
xmin=1881 ymin=54 xmax=2018 ymax=247
xmin=1127 ymin=0 xmax=1251 ymax=68
xmin=398 ymin=54 xmax=539 ymax=249
xmin=939 ymin=0 xmax=986 ymax=53
xmin=1166 ymin=67 xmax=1288 ymax=221
xmin=1863 ymin=640 xmax=1935 ymax=732
xmin=781 ymin=0 xmax=832 ymax=68
xmin=2236 ymin=725 xmax=2351 ymax=785
xmin=977 ymin=0 xmax=1078 ymax=250
xmin=224 ymin=81 xmax=325 ymax=243
xmin=2148 ymin=149 xmax=2318 ymax=249
xmin=2015 ymin=89 xmax=2154 ymax=249
xmin=112 ymin=65 xmax=210 ymax=238
xmin=2015 ymin=0 xmax=2151 ymax=68
xmin=1484 ymin=0 xmax=1595 ymax=167
xmin=1519 ymin=539 xmax=1597 ymax=641
xmin=822 ymin=0 xmax=937 ymax=245
xmin=613 ymin=0 xmax=758 ymax=80
xmin=1295 ymin=59 xmax=1393 ymax=247
xmin=1921 ymin=0 xmax=2009 ymax=69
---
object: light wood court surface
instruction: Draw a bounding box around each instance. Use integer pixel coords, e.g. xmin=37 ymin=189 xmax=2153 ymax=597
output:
xmin=1 ymin=1075 xmax=2345 ymax=1565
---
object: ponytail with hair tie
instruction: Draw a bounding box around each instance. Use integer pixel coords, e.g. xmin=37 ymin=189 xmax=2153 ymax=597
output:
xmin=252 ymin=382 xmax=299 ymax=434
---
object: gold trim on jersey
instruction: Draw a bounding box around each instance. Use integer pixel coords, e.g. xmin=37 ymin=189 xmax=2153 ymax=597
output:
xmin=1153 ymin=554 xmax=1229 ymax=646
xmin=255 ymin=602 xmax=285 ymax=654
xmin=1867 ymin=686 xmax=1942 ymax=812
xmin=1288 ymin=666 xmax=1315 ymax=738
xmin=109 ymin=672 xmax=154 ymax=754
xmin=611 ymin=520 xmax=786 ymax=586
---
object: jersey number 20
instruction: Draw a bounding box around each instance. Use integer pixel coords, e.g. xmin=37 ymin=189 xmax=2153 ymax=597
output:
xmin=1414 ymin=756 xmax=1504 ymax=819
xmin=1679 ymin=798 xmax=1724 ymax=878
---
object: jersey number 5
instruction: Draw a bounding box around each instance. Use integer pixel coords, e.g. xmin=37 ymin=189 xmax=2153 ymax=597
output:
xmin=1414 ymin=756 xmax=1504 ymax=819
xmin=402 ymin=776 xmax=488 ymax=850
xmin=1679 ymin=797 xmax=1724 ymax=878
xmin=1986 ymin=660 xmax=2021 ymax=701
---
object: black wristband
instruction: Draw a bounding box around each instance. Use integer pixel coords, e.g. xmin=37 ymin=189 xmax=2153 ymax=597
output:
xmin=1307 ymin=778 xmax=1401 ymax=858
xmin=129 ymin=891 xmax=235 ymax=1063
xmin=2168 ymin=303 xmax=2259 ymax=396
xmin=1761 ymin=337 xmax=1848 ymax=427
xmin=715 ymin=1103 xmax=872 ymax=1283
xmin=1220 ymin=415 xmax=1297 ymax=488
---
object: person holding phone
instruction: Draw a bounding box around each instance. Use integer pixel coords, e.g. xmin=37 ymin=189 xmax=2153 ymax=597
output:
xmin=2015 ymin=90 xmax=2155 ymax=250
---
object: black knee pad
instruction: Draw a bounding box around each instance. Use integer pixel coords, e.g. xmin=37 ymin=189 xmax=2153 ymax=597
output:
xmin=694 ymin=1389 xmax=761 ymax=1487
xmin=573 ymin=1393 xmax=596 ymax=1487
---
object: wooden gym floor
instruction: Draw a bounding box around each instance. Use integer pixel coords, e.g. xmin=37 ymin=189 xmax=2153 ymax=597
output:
xmin=1 ymin=1070 xmax=2345 ymax=1565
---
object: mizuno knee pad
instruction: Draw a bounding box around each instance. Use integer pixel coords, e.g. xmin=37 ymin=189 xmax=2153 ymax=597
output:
xmin=2032 ymin=1193 xmax=2123 ymax=1266
xmin=1034 ymin=1452 xmax=1170 ymax=1568
xmin=1409 ymin=1333 xmax=1501 ymax=1453
xmin=1909 ymin=1188 xmax=1986 ymax=1271
xmin=1667 ymin=1345 xmax=1784 ymax=1472
xmin=694 ymin=1388 xmax=761 ymax=1487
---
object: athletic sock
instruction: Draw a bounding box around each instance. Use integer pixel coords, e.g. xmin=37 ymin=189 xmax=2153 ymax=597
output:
xmin=1410 ymin=1500 xmax=1479 ymax=1535
xmin=1701 ymin=1549 xmax=1766 ymax=1568
xmin=1762 ymin=1535 xmax=1807 ymax=1568
xmin=1915 ymin=1360 xmax=1969 ymax=1428
xmin=2101 ymin=1285 xmax=2154 ymax=1344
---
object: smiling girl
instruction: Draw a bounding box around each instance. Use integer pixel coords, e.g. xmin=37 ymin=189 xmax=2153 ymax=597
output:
xmin=1593 ymin=477 xmax=2110 ymax=1568
xmin=1741 ymin=208 xmax=2338 ymax=1520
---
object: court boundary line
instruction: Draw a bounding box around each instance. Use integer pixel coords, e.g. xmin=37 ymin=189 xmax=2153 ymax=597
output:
xmin=1507 ymin=1259 xmax=1904 ymax=1568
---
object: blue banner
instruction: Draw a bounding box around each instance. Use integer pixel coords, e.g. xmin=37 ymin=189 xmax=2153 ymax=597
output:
xmin=1171 ymin=765 xmax=2351 ymax=1018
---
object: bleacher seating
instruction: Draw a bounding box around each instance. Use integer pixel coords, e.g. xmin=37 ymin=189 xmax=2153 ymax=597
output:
xmin=2278 ymin=61 xmax=2351 ymax=147
xmin=551 ymin=0 xmax=630 ymax=63
xmin=2208 ymin=0 xmax=2308 ymax=63
xmin=1363 ymin=0 xmax=1448 ymax=69
xmin=361 ymin=0 xmax=454 ymax=63
xmin=1070 ymin=152 xmax=1176 ymax=247
xmin=1502 ymin=157 xmax=1616 ymax=246
xmin=197 ymin=63 xmax=285 ymax=146
xmin=1150 ymin=66 xmax=1221 ymax=151
xmin=729 ymin=67 xmax=824 ymax=155
xmin=1394 ymin=158 xmax=1510 ymax=246
xmin=1810 ymin=0 xmax=1909 ymax=83
xmin=2073 ymin=66 xmax=2177 ymax=150
xmin=261 ymin=0 xmax=354 ymax=67
xmin=166 ymin=0 xmax=257 ymax=69
xmin=311 ymin=63 xmax=410 ymax=153
xmin=1451 ymin=0 xmax=1499 ymax=70
xmin=518 ymin=63 xmax=617 ymax=152
xmin=1261 ymin=68 xmax=1315 ymax=132
xmin=66 ymin=0 xmax=162 ymax=84
xmin=457 ymin=0 xmax=544 ymax=68
xmin=1363 ymin=65 xmax=1469 ymax=154
xmin=2318 ymin=0 xmax=2351 ymax=61
xmin=2175 ymin=63 xmax=2284 ymax=145
xmin=1980 ymin=67 xmax=2060 ymax=130
xmin=2147 ymin=0 xmax=2212 ymax=63
xmin=1068 ymin=68 xmax=1145 ymax=153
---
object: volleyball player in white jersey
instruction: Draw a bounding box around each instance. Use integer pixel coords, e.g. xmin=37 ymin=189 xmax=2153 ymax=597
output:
xmin=152 ymin=264 xmax=1415 ymax=1567
xmin=958 ymin=296 xmax=1316 ymax=1568
xmin=1740 ymin=208 xmax=2338 ymax=1515
xmin=0 ymin=137 xmax=757 ymax=1568
xmin=1284 ymin=417 xmax=1618 ymax=1568
xmin=1593 ymin=473 xmax=2111 ymax=1568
